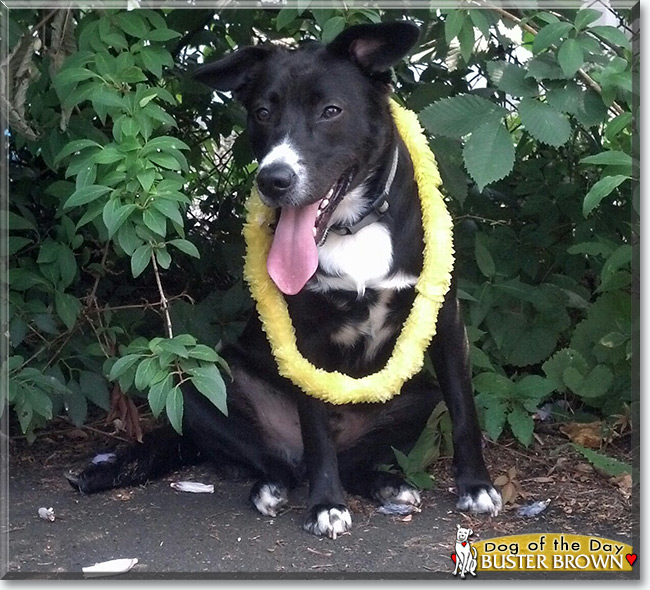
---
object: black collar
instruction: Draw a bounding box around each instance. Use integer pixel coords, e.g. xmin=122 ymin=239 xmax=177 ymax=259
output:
xmin=328 ymin=146 xmax=399 ymax=238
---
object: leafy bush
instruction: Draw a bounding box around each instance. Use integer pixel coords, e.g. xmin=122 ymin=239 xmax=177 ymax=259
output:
xmin=4 ymin=5 xmax=637 ymax=450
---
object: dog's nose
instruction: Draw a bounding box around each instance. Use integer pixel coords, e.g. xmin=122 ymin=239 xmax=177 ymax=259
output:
xmin=257 ymin=163 xmax=296 ymax=201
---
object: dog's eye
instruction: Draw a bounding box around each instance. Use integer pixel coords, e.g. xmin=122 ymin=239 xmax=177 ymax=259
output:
xmin=321 ymin=106 xmax=342 ymax=120
xmin=254 ymin=107 xmax=270 ymax=122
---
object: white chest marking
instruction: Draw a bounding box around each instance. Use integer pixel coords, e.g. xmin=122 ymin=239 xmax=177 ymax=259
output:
xmin=331 ymin=291 xmax=397 ymax=363
xmin=314 ymin=223 xmax=394 ymax=296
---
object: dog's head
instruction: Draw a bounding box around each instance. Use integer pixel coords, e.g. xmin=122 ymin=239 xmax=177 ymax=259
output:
xmin=194 ymin=22 xmax=419 ymax=294
xmin=456 ymin=524 xmax=473 ymax=542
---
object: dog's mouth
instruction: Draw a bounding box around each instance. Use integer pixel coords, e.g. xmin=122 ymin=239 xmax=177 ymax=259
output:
xmin=313 ymin=167 xmax=356 ymax=246
xmin=266 ymin=168 xmax=356 ymax=296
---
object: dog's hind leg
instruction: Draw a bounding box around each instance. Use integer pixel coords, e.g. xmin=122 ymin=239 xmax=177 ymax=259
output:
xmin=66 ymin=424 xmax=201 ymax=494
xmin=432 ymin=282 xmax=502 ymax=516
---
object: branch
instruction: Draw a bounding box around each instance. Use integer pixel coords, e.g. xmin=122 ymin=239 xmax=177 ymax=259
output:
xmin=151 ymin=254 xmax=174 ymax=339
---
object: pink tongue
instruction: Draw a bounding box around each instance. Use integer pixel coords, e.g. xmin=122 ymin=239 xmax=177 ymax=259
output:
xmin=267 ymin=202 xmax=320 ymax=295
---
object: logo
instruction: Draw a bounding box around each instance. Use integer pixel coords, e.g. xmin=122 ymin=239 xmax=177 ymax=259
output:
xmin=447 ymin=531 xmax=636 ymax=574
xmin=451 ymin=525 xmax=478 ymax=579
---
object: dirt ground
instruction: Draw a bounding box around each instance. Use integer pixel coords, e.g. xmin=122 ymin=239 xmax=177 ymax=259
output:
xmin=2 ymin=418 xmax=639 ymax=580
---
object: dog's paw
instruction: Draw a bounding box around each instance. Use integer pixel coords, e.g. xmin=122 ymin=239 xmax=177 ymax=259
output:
xmin=303 ymin=504 xmax=351 ymax=539
xmin=456 ymin=484 xmax=502 ymax=516
xmin=250 ymin=481 xmax=289 ymax=517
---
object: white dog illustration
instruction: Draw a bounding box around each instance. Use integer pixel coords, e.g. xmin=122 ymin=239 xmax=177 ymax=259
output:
xmin=453 ymin=524 xmax=478 ymax=578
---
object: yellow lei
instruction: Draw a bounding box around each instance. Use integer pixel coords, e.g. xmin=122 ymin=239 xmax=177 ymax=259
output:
xmin=242 ymin=101 xmax=454 ymax=404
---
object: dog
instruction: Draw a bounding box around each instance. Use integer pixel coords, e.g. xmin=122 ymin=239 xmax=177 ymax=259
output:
xmin=68 ymin=21 xmax=501 ymax=538
xmin=453 ymin=525 xmax=478 ymax=578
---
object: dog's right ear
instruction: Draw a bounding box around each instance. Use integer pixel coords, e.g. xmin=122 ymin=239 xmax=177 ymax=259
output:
xmin=327 ymin=21 xmax=420 ymax=73
xmin=192 ymin=46 xmax=274 ymax=96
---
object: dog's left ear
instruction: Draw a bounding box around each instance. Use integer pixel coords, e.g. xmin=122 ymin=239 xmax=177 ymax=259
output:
xmin=327 ymin=21 xmax=420 ymax=73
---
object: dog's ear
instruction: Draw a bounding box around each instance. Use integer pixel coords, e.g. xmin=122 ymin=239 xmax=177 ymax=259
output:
xmin=327 ymin=21 xmax=419 ymax=73
xmin=468 ymin=528 xmax=473 ymax=536
xmin=192 ymin=46 xmax=275 ymax=96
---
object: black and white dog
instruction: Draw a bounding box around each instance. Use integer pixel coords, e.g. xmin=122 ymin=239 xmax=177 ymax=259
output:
xmin=69 ymin=21 xmax=501 ymax=538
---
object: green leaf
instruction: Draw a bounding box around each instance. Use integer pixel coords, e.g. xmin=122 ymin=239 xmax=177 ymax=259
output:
xmin=90 ymin=87 xmax=125 ymax=109
xmin=187 ymin=345 xmax=219 ymax=362
xmin=65 ymin=389 xmax=87 ymax=427
xmin=526 ymin=54 xmax=568 ymax=80
xmin=188 ymin=364 xmax=228 ymax=416
xmin=574 ymin=8 xmax=604 ymax=31
xmin=563 ymin=364 xmax=613 ymax=398
xmin=116 ymin=11 xmax=149 ymax=38
xmin=583 ymin=175 xmax=630 ymax=217
xmin=131 ymin=244 xmax=152 ymax=278
xmin=158 ymin=338 xmax=189 ymax=358
xmin=54 ymin=139 xmax=103 ymax=165
xmin=135 ymin=356 xmax=161 ymax=391
xmin=557 ymin=38 xmax=584 ymax=78
xmin=142 ymin=207 xmax=167 ymax=236
xmin=474 ymin=372 xmax=513 ymax=397
xmin=445 ymin=10 xmax=466 ymax=44
xmin=58 ymin=244 xmax=77 ymax=288
xmin=166 ymin=385 xmax=184 ymax=434
xmin=420 ymin=95 xmax=507 ymax=138
xmin=508 ymin=406 xmax=534 ymax=446
xmin=483 ymin=401 xmax=507 ymax=441
xmin=152 ymin=198 xmax=184 ymax=226
xmin=571 ymin=445 xmax=637 ymax=480
xmin=168 ymin=239 xmax=200 ymax=259
xmin=146 ymin=28 xmax=182 ymax=42
xmin=148 ymin=374 xmax=173 ymax=418
xmin=518 ymin=98 xmax=571 ymax=147
xmin=580 ymin=151 xmax=633 ymax=168
xmin=79 ymin=371 xmax=110 ymax=411
xmin=589 ymin=26 xmax=631 ymax=51
xmin=137 ymin=168 xmax=156 ymax=193
xmin=463 ymin=119 xmax=514 ymax=191
xmin=458 ymin=19 xmax=475 ymax=63
xmin=474 ymin=233 xmax=496 ymax=278
xmin=146 ymin=151 xmax=182 ymax=170
xmin=63 ymin=185 xmax=111 ymax=209
xmin=155 ymin=247 xmax=172 ymax=270
xmin=108 ymin=354 xmax=143 ymax=381
xmin=54 ymin=291 xmax=81 ymax=330
xmin=103 ymin=200 xmax=137 ymax=238
xmin=487 ymin=61 xmax=538 ymax=97
xmin=515 ymin=375 xmax=556 ymax=400
xmin=506 ymin=326 xmax=557 ymax=368
xmin=276 ymin=8 xmax=298 ymax=31
xmin=532 ymin=21 xmax=574 ymax=54
xmin=321 ymin=16 xmax=346 ymax=43
xmin=53 ymin=67 xmax=98 ymax=88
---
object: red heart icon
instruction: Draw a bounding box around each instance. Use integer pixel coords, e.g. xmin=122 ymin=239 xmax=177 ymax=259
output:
xmin=626 ymin=554 xmax=637 ymax=566
xmin=462 ymin=541 xmax=467 ymax=547
xmin=451 ymin=554 xmax=457 ymax=564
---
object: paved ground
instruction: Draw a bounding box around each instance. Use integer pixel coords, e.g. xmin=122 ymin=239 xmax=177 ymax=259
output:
xmin=3 ymin=430 xmax=639 ymax=580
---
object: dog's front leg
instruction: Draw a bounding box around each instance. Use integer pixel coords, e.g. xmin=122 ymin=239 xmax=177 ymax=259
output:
xmin=297 ymin=395 xmax=351 ymax=538
xmin=432 ymin=285 xmax=502 ymax=516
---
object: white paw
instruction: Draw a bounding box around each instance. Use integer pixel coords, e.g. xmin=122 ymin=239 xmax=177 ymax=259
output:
xmin=304 ymin=506 xmax=352 ymax=539
xmin=375 ymin=483 xmax=421 ymax=507
xmin=251 ymin=482 xmax=288 ymax=517
xmin=456 ymin=486 xmax=502 ymax=516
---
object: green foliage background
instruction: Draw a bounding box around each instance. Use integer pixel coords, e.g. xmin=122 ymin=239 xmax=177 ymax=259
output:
xmin=2 ymin=5 xmax=638 ymax=452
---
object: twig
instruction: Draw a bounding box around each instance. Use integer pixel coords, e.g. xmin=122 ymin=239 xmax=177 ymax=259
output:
xmin=151 ymin=254 xmax=174 ymax=339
